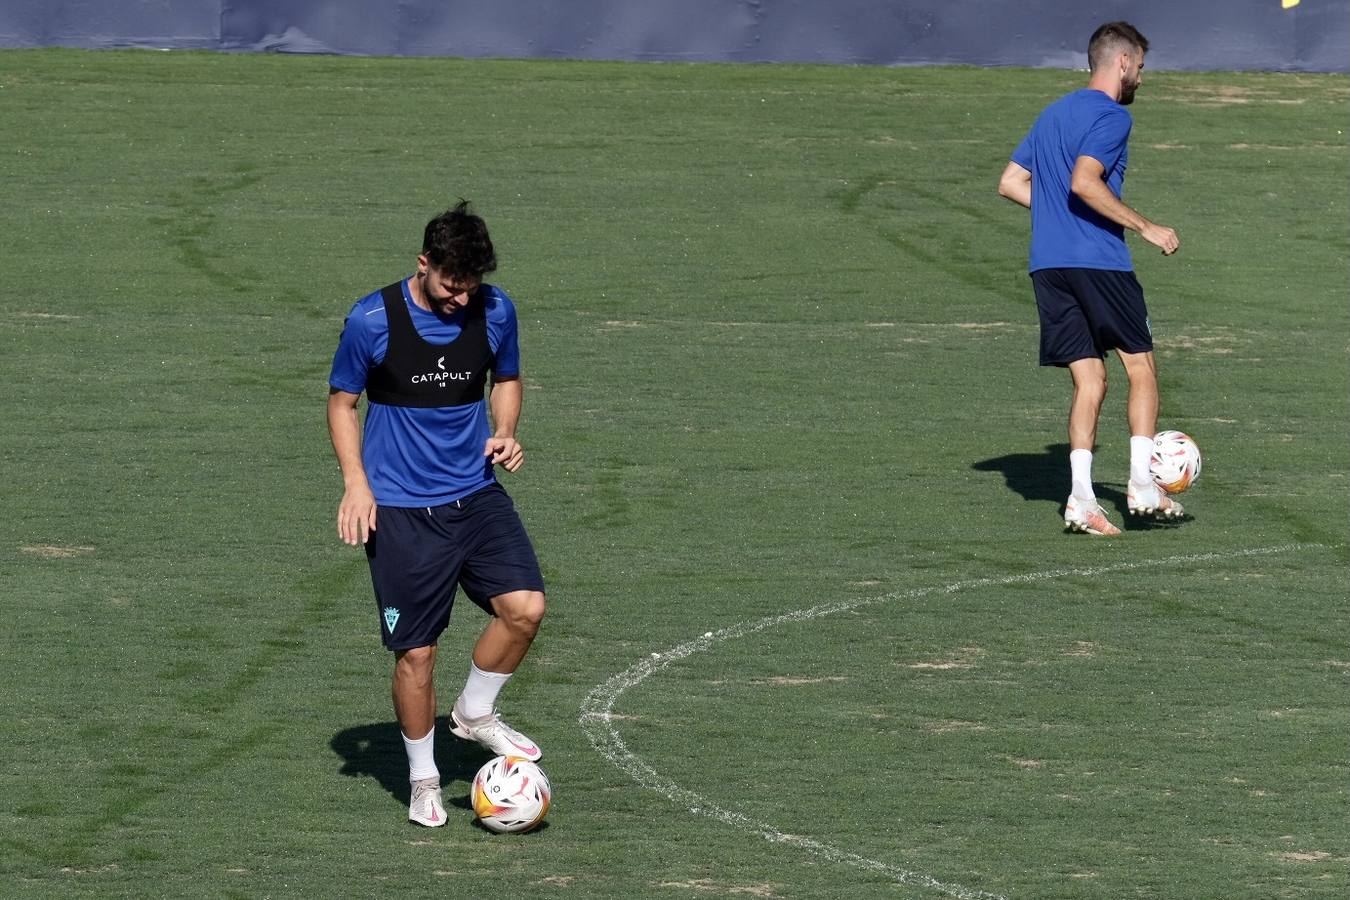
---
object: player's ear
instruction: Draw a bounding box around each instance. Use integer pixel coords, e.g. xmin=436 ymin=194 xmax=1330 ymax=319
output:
xmin=416 ymin=253 xmax=430 ymax=275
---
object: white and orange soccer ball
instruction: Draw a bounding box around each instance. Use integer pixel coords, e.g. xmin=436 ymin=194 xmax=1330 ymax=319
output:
xmin=472 ymin=755 xmax=551 ymax=834
xmin=1150 ymin=430 xmax=1202 ymax=494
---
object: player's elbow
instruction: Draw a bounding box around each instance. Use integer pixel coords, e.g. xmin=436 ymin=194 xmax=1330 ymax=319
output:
xmin=998 ymin=168 xmax=1030 ymax=204
xmin=1069 ymin=170 xmax=1097 ymax=199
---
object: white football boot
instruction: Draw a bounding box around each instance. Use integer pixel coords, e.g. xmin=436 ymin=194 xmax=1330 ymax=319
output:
xmin=1127 ymin=480 xmax=1185 ymax=519
xmin=450 ymin=702 xmax=543 ymax=761
xmin=408 ymin=779 xmax=446 ymax=827
xmin=1063 ymin=495 xmax=1121 ymax=536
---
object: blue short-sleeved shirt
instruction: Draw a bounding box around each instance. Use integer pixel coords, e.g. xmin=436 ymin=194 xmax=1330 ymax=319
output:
xmin=1012 ymin=89 xmax=1134 ymax=273
xmin=329 ymin=278 xmax=522 ymax=507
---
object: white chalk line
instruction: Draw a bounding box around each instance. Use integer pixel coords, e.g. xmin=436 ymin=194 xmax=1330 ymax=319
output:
xmin=579 ymin=543 xmax=1321 ymax=900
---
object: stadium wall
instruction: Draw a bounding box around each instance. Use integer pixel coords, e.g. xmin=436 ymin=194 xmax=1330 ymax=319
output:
xmin=1 ymin=0 xmax=1346 ymax=72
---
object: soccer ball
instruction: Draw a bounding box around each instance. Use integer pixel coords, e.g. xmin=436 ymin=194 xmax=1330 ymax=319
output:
xmin=1149 ymin=430 xmax=1201 ymax=493
xmin=471 ymin=755 xmax=551 ymax=834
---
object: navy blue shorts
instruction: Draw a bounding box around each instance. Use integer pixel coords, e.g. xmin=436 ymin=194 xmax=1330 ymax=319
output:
xmin=364 ymin=483 xmax=545 ymax=651
xmin=1031 ymin=268 xmax=1153 ymax=367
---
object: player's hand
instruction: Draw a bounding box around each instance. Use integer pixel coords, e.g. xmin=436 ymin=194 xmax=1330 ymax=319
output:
xmin=1141 ymin=222 xmax=1179 ymax=256
xmin=485 ymin=436 xmax=525 ymax=473
xmin=337 ymin=485 xmax=378 ymax=546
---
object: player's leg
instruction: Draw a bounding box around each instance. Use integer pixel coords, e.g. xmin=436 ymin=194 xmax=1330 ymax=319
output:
xmin=446 ymin=485 xmax=547 ymax=759
xmin=393 ymin=645 xmax=447 ymax=825
xmin=473 ymin=590 xmax=547 ymax=674
xmin=450 ymin=591 xmax=547 ymax=760
xmin=1035 ymin=270 xmax=1119 ymax=535
xmin=1117 ymin=348 xmax=1159 ymax=439
xmin=1117 ymin=347 xmax=1159 ymax=487
xmin=1091 ymin=268 xmax=1184 ymax=521
xmin=1117 ymin=349 xmax=1183 ymax=517
xmin=1063 ymin=356 xmax=1120 ymax=535
xmin=1066 ymin=354 xmax=1109 ymax=502
xmin=366 ymin=506 xmax=461 ymax=825
xmin=393 ymin=644 xmax=438 ymax=739
xmin=1067 ymin=355 xmax=1108 ymax=455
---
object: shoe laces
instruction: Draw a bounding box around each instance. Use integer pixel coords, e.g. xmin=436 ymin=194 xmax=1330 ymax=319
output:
xmin=482 ymin=711 xmax=527 ymax=740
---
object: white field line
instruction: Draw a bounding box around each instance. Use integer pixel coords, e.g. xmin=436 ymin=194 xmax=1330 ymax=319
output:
xmin=579 ymin=544 xmax=1318 ymax=900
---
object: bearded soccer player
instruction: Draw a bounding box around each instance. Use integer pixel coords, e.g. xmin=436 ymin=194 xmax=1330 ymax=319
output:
xmin=998 ymin=21 xmax=1185 ymax=536
xmin=327 ymin=202 xmax=546 ymax=826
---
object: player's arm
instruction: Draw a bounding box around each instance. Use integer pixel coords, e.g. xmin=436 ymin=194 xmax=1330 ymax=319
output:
xmin=485 ymin=376 xmax=525 ymax=472
xmin=327 ymin=387 xmax=378 ymax=544
xmin=1070 ymin=156 xmax=1179 ymax=255
xmin=997 ymin=161 xmax=1032 ymax=209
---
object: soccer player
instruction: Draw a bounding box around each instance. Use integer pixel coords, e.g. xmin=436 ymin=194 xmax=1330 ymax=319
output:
xmin=327 ymin=202 xmax=547 ymax=826
xmin=998 ymin=21 xmax=1184 ymax=536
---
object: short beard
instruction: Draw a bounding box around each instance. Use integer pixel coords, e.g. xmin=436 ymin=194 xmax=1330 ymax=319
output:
xmin=1119 ymin=80 xmax=1139 ymax=105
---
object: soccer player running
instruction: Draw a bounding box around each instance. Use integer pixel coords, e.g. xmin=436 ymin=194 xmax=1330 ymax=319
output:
xmin=327 ymin=202 xmax=547 ymax=826
xmin=998 ymin=21 xmax=1184 ymax=536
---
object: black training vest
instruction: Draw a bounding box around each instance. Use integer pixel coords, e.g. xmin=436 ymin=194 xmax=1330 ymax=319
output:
xmin=365 ymin=281 xmax=492 ymax=408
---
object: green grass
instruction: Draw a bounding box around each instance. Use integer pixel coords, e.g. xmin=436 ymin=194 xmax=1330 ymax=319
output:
xmin=1 ymin=49 xmax=1346 ymax=898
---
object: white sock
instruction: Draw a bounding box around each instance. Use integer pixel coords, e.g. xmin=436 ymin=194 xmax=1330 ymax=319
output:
xmin=1130 ymin=435 xmax=1154 ymax=486
xmin=458 ymin=663 xmax=512 ymax=720
xmin=1069 ymin=449 xmax=1095 ymax=502
xmin=402 ymin=729 xmax=439 ymax=784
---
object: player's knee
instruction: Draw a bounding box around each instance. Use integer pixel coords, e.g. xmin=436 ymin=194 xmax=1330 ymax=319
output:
xmin=519 ymin=592 xmax=546 ymax=631
xmin=1119 ymin=351 xmax=1157 ymax=379
xmin=395 ymin=645 xmax=437 ymax=684
xmin=1077 ymin=376 xmax=1107 ymax=403
xmin=1070 ymin=360 xmax=1107 ymax=395
xmin=496 ymin=590 xmax=546 ymax=634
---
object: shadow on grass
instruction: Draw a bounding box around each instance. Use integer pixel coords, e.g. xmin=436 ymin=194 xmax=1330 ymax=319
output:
xmin=972 ymin=442 xmax=1080 ymax=506
xmin=972 ymin=443 xmax=1189 ymax=529
xmin=331 ymin=717 xmax=490 ymax=810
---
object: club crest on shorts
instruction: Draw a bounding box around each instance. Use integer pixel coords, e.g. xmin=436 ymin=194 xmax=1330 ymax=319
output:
xmin=383 ymin=606 xmax=401 ymax=633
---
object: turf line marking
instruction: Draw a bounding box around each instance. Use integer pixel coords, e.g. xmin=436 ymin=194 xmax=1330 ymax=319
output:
xmin=579 ymin=543 xmax=1318 ymax=900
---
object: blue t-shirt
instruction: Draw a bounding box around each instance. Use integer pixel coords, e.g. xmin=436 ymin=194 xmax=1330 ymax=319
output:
xmin=1012 ymin=89 xmax=1133 ymax=273
xmin=329 ymin=278 xmax=522 ymax=507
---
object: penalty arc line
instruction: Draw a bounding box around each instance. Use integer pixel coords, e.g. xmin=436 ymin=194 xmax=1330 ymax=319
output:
xmin=579 ymin=543 xmax=1320 ymax=900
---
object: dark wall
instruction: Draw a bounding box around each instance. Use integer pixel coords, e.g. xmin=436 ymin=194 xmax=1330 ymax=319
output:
xmin=2 ymin=0 xmax=1346 ymax=72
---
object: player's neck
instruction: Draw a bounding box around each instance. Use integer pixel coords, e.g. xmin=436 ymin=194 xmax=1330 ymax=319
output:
xmin=1085 ymin=74 xmax=1121 ymax=103
xmin=406 ymin=274 xmax=432 ymax=312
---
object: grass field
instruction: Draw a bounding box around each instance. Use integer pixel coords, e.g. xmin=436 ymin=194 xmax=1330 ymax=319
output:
xmin=2 ymin=48 xmax=1347 ymax=899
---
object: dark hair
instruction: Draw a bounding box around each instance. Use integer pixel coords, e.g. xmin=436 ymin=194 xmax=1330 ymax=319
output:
xmin=1088 ymin=21 xmax=1149 ymax=72
xmin=422 ymin=200 xmax=497 ymax=279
